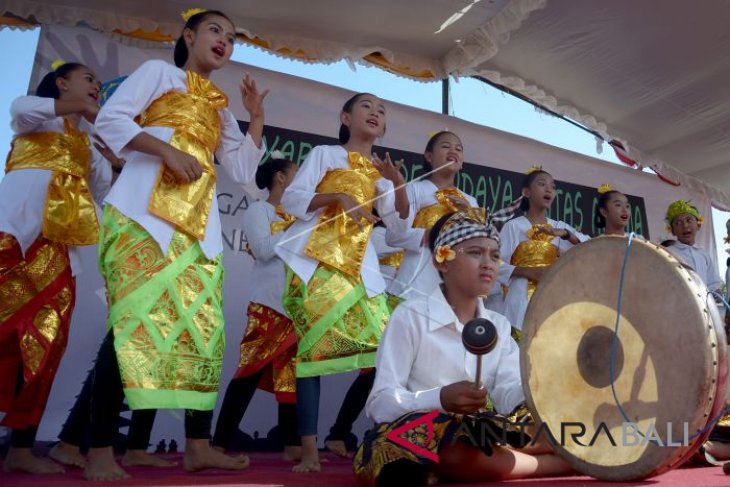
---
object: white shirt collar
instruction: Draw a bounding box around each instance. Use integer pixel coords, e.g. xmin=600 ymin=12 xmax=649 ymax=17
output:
xmin=426 ymin=285 xmax=488 ymax=333
xmin=672 ymin=240 xmax=699 ymax=250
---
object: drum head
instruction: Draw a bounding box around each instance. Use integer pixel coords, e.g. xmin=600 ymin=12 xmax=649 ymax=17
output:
xmin=521 ymin=236 xmax=727 ymax=480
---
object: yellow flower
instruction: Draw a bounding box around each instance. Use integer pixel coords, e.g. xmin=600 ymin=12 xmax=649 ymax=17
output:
xmin=597 ymin=183 xmax=614 ymax=195
xmin=434 ymin=245 xmax=456 ymax=263
xmin=526 ymin=164 xmax=543 ymax=175
xmin=181 ymin=8 xmax=207 ymax=22
xmin=51 ymin=59 xmax=66 ymax=71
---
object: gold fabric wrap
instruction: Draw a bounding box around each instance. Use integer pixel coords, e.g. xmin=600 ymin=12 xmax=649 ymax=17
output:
xmin=510 ymin=223 xmax=559 ymax=299
xmin=137 ymin=70 xmax=227 ymax=240
xmin=5 ymin=118 xmax=97 ymax=245
xmin=412 ymin=187 xmax=469 ymax=229
xmin=378 ymin=251 xmax=404 ymax=268
xmin=270 ymin=205 xmax=296 ymax=235
xmin=304 ymin=152 xmax=380 ymax=278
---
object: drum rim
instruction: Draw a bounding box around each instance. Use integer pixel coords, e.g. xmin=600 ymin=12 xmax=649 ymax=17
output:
xmin=519 ymin=236 xmax=728 ymax=480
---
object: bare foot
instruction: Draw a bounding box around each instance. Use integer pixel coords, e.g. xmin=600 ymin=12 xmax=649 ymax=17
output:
xmin=705 ymin=441 xmax=730 ymax=461
xmin=49 ymin=441 xmax=86 ymax=469
xmin=283 ymin=445 xmax=302 ymax=462
xmin=183 ymin=438 xmax=249 ymax=472
xmin=325 ymin=439 xmax=349 ymax=458
xmin=122 ymin=449 xmax=176 ymax=467
xmin=293 ymin=436 xmax=321 ymax=473
xmin=3 ymin=447 xmax=65 ymax=474
xmin=85 ymin=447 xmax=130 ymax=481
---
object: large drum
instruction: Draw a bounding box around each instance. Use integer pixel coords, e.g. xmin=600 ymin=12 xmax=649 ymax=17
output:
xmin=521 ymin=236 xmax=728 ymax=480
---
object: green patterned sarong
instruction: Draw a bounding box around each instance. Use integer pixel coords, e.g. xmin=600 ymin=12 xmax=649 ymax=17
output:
xmin=98 ymin=205 xmax=224 ymax=410
xmin=283 ymin=264 xmax=389 ymax=377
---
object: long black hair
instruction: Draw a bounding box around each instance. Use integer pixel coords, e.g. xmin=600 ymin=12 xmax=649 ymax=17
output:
xmin=519 ymin=169 xmax=552 ymax=212
xmin=338 ymin=92 xmax=384 ymax=144
xmin=36 ymin=62 xmax=86 ymax=99
xmin=423 ymin=130 xmax=459 ymax=174
xmin=594 ymin=190 xmax=622 ymax=229
xmin=174 ymin=10 xmax=235 ymax=68
xmin=255 ymin=156 xmax=295 ymax=190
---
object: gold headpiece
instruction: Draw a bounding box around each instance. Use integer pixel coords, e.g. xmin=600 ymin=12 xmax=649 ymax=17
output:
xmin=51 ymin=59 xmax=66 ymax=71
xmin=181 ymin=8 xmax=207 ymax=22
xmin=597 ymin=183 xmax=615 ymax=195
xmin=427 ymin=129 xmax=451 ymax=140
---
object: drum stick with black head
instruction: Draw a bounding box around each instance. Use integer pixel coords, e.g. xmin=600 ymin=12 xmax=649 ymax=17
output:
xmin=462 ymin=318 xmax=498 ymax=388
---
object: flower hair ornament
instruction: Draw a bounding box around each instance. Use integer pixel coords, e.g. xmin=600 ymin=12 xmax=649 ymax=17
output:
xmin=181 ymin=7 xmax=207 ymax=22
xmin=51 ymin=59 xmax=66 ymax=71
xmin=427 ymin=128 xmax=450 ymax=140
xmin=597 ymin=183 xmax=615 ymax=195
xmin=434 ymin=245 xmax=456 ymax=263
xmin=525 ymin=164 xmax=543 ymax=175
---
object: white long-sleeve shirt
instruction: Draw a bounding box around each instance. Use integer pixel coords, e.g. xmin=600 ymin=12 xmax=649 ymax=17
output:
xmin=95 ymin=59 xmax=265 ymax=259
xmin=366 ymin=285 xmax=524 ymax=424
xmin=498 ymin=215 xmax=590 ymax=329
xmin=371 ymin=225 xmax=402 ymax=289
xmin=241 ymin=200 xmax=288 ymax=316
xmin=386 ymin=180 xmax=478 ymax=299
xmin=0 ymin=96 xmax=112 ymax=275
xmin=275 ymin=144 xmax=405 ymax=297
xmin=666 ymin=241 xmax=722 ymax=292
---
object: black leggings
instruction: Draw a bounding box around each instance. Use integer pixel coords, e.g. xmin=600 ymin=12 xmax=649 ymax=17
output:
xmin=8 ymin=368 xmax=37 ymax=448
xmin=212 ymin=369 xmax=300 ymax=449
xmin=327 ymin=370 xmax=376 ymax=441
xmin=59 ymin=356 xmax=156 ymax=450
xmin=87 ymin=329 xmax=211 ymax=448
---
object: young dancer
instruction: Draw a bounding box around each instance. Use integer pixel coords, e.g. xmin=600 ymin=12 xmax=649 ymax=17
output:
xmin=387 ymin=131 xmax=479 ymax=301
xmin=354 ymin=210 xmax=572 ymax=485
xmin=212 ymin=154 xmax=301 ymax=461
xmin=82 ymin=9 xmax=268 ymax=480
xmin=275 ymin=92 xmax=408 ymax=472
xmin=499 ymin=167 xmax=589 ymax=332
xmin=0 ymin=60 xmax=117 ymax=473
xmin=594 ymin=184 xmax=631 ymax=236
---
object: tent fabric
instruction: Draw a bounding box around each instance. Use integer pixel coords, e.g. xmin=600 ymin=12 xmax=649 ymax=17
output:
xmin=1 ymin=0 xmax=729 ymax=206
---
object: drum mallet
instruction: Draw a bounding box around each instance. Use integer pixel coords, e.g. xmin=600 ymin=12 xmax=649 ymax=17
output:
xmin=462 ymin=318 xmax=498 ymax=389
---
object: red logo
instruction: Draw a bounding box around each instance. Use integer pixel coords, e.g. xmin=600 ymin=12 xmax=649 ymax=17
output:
xmin=386 ymin=409 xmax=440 ymax=463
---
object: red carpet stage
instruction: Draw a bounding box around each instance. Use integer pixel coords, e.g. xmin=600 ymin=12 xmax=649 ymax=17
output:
xmin=1 ymin=452 xmax=728 ymax=487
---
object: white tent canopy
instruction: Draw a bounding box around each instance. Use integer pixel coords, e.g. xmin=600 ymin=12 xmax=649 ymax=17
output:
xmin=2 ymin=0 xmax=729 ymax=206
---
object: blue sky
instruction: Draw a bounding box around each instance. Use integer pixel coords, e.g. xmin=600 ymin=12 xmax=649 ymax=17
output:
xmin=1 ymin=27 xmax=727 ymax=278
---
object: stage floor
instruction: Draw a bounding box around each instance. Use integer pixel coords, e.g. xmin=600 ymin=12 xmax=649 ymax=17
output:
xmin=1 ymin=452 xmax=728 ymax=486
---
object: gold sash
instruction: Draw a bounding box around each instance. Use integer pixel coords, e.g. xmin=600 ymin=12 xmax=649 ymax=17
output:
xmin=5 ymin=118 xmax=97 ymax=245
xmin=270 ymin=205 xmax=296 ymax=235
xmin=412 ymin=187 xmax=474 ymax=229
xmin=303 ymin=152 xmax=380 ymax=278
xmin=137 ymin=70 xmax=227 ymax=240
xmin=378 ymin=251 xmax=404 ymax=268
xmin=510 ymin=223 xmax=559 ymax=299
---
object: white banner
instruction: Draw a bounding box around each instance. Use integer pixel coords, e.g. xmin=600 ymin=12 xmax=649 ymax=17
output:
xmin=18 ymin=24 xmax=715 ymax=447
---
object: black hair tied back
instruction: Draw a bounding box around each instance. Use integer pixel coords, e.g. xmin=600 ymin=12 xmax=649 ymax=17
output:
xmin=35 ymin=62 xmax=85 ymax=99
xmin=255 ymin=151 xmax=295 ymax=190
xmin=174 ymin=9 xmax=234 ymax=68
